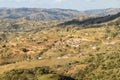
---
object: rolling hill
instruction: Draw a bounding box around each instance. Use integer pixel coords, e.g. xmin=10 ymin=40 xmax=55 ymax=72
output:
xmin=0 ymin=8 xmax=120 ymax=80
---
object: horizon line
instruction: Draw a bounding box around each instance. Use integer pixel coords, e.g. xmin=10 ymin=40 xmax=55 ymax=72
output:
xmin=0 ymin=7 xmax=120 ymax=11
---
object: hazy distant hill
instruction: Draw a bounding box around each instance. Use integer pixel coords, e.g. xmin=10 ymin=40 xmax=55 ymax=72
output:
xmin=0 ymin=8 xmax=80 ymax=20
xmin=84 ymin=8 xmax=120 ymax=16
xmin=0 ymin=8 xmax=120 ymax=20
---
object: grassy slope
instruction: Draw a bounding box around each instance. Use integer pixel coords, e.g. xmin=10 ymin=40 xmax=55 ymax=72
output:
xmin=0 ymin=23 xmax=120 ymax=80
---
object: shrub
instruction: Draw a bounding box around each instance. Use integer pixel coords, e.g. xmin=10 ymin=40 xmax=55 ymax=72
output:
xmin=37 ymin=68 xmax=49 ymax=75
xmin=22 ymin=48 xmax=29 ymax=53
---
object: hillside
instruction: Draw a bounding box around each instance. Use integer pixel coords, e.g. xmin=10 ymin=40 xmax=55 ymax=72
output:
xmin=0 ymin=8 xmax=120 ymax=20
xmin=59 ymin=12 xmax=120 ymax=26
xmin=1 ymin=12 xmax=120 ymax=32
xmin=0 ymin=12 xmax=120 ymax=80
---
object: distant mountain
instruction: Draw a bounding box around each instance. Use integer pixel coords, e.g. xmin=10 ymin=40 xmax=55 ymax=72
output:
xmin=0 ymin=8 xmax=80 ymax=20
xmin=83 ymin=8 xmax=120 ymax=16
xmin=0 ymin=8 xmax=120 ymax=20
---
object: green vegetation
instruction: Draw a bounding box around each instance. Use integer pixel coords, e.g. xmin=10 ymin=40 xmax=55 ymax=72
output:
xmin=0 ymin=67 xmax=74 ymax=80
xmin=0 ymin=13 xmax=120 ymax=80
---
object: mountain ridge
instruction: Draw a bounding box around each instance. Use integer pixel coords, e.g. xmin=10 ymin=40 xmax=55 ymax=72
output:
xmin=0 ymin=8 xmax=120 ymax=20
xmin=58 ymin=12 xmax=120 ymax=26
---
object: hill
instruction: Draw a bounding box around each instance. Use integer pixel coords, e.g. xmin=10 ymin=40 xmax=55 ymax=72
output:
xmin=58 ymin=12 xmax=120 ymax=26
xmin=0 ymin=10 xmax=120 ymax=80
xmin=0 ymin=8 xmax=120 ymax=20
xmin=84 ymin=8 xmax=120 ymax=16
xmin=0 ymin=23 xmax=119 ymax=80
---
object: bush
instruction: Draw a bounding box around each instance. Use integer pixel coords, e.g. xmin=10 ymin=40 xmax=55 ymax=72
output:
xmin=22 ymin=48 xmax=29 ymax=53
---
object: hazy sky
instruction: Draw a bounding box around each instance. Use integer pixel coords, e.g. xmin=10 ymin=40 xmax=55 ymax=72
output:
xmin=0 ymin=0 xmax=120 ymax=10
